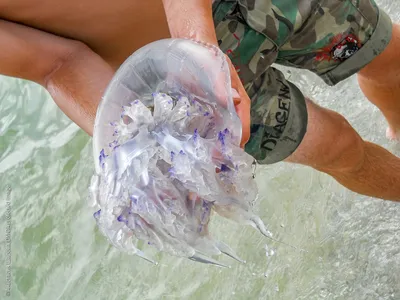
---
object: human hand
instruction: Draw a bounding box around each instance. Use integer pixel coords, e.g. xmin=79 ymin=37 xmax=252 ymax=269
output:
xmin=162 ymin=0 xmax=251 ymax=147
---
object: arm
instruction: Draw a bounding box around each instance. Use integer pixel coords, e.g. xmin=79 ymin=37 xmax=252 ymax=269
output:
xmin=0 ymin=19 xmax=113 ymax=135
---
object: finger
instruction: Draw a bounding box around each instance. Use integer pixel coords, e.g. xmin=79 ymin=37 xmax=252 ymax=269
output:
xmin=235 ymin=89 xmax=251 ymax=147
xmin=231 ymin=88 xmax=241 ymax=105
xmin=226 ymin=57 xmax=251 ymax=147
xmin=226 ymin=57 xmax=242 ymax=106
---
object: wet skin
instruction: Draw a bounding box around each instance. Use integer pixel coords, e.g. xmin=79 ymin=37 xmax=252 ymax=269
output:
xmin=1 ymin=0 xmax=170 ymax=69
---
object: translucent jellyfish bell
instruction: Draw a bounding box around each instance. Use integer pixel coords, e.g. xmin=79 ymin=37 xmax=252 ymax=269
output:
xmin=93 ymin=39 xmax=241 ymax=162
xmin=90 ymin=39 xmax=270 ymax=266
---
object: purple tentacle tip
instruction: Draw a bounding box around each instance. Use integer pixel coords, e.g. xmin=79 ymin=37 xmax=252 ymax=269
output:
xmin=99 ymin=149 xmax=108 ymax=168
xmin=93 ymin=209 xmax=101 ymax=220
xmin=220 ymin=164 xmax=229 ymax=172
xmin=117 ymin=215 xmax=128 ymax=224
xmin=218 ymin=131 xmax=225 ymax=145
xmin=168 ymin=167 xmax=175 ymax=175
xmin=130 ymin=195 xmax=138 ymax=205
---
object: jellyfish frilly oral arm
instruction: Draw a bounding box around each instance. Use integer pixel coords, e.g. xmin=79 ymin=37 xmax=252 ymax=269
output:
xmin=161 ymin=0 xmax=219 ymax=46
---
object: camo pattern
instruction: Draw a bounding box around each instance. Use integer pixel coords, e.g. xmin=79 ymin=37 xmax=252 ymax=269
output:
xmin=213 ymin=0 xmax=380 ymax=84
xmin=212 ymin=0 xmax=390 ymax=164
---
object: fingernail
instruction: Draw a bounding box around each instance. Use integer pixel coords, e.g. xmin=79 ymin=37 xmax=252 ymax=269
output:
xmin=231 ymin=88 xmax=240 ymax=99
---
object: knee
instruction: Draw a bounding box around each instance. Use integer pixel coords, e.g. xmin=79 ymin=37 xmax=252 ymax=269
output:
xmin=358 ymin=24 xmax=400 ymax=85
xmin=287 ymin=100 xmax=365 ymax=173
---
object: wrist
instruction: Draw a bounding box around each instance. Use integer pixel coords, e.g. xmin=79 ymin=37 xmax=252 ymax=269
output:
xmin=171 ymin=27 xmax=218 ymax=46
xmin=162 ymin=0 xmax=218 ymax=46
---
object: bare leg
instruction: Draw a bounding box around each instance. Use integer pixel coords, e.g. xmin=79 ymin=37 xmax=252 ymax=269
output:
xmin=286 ymin=99 xmax=400 ymax=201
xmin=358 ymin=24 xmax=400 ymax=140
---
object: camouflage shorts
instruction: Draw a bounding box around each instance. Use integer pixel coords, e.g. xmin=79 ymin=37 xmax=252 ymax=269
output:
xmin=212 ymin=0 xmax=392 ymax=164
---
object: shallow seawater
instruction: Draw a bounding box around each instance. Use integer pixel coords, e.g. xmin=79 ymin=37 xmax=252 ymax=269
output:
xmin=1 ymin=1 xmax=400 ymax=299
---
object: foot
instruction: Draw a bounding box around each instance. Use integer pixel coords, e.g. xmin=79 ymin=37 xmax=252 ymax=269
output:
xmin=386 ymin=126 xmax=400 ymax=141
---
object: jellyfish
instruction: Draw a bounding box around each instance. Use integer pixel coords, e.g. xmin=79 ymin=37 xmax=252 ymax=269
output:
xmin=89 ymin=39 xmax=278 ymax=267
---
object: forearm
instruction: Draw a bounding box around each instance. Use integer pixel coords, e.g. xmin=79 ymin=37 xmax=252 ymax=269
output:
xmin=162 ymin=0 xmax=218 ymax=45
xmin=0 ymin=19 xmax=113 ymax=135
xmin=0 ymin=19 xmax=81 ymax=85
xmin=45 ymin=45 xmax=113 ymax=136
